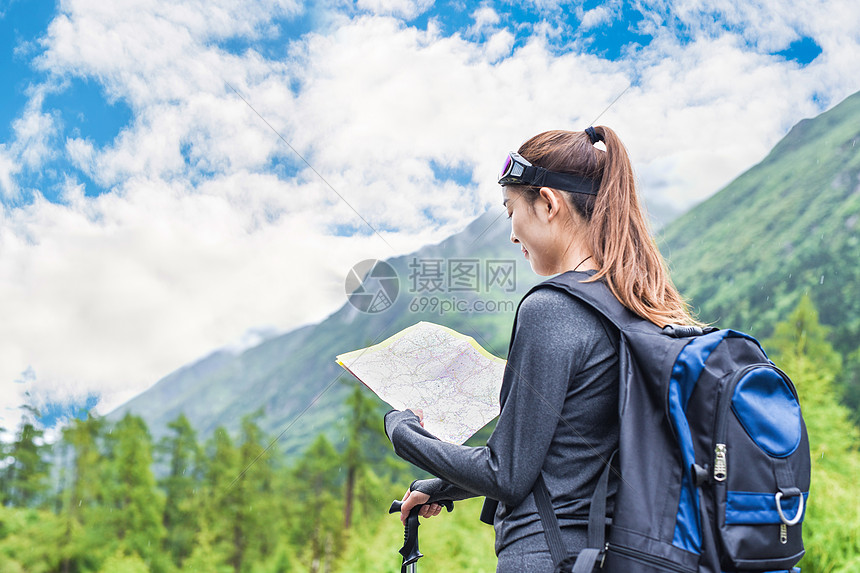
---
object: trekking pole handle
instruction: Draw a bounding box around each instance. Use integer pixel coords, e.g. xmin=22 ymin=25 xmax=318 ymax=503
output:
xmin=388 ymin=499 xmax=454 ymax=568
xmin=389 ymin=500 xmax=423 ymax=568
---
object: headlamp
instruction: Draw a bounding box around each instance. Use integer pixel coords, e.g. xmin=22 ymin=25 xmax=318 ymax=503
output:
xmin=498 ymin=152 xmax=598 ymax=196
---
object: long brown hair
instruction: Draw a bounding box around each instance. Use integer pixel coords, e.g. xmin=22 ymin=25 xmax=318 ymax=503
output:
xmin=514 ymin=127 xmax=700 ymax=327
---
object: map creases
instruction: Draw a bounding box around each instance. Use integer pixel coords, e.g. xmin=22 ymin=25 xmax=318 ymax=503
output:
xmin=336 ymin=322 xmax=506 ymax=444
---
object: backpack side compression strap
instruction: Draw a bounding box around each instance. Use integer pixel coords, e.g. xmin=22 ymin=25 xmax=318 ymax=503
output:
xmin=534 ymin=473 xmax=568 ymax=567
xmin=533 ymin=455 xmax=614 ymax=573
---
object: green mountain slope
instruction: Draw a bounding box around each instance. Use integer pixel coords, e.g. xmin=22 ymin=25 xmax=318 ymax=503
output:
xmin=114 ymin=90 xmax=860 ymax=451
xmin=110 ymin=210 xmax=541 ymax=452
xmin=659 ymin=91 xmax=860 ymax=350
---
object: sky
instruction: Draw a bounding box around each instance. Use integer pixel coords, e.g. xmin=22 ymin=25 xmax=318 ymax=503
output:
xmin=1 ymin=0 xmax=858 ymax=432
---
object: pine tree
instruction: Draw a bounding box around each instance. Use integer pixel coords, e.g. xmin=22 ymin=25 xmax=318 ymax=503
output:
xmin=3 ymin=409 xmax=50 ymax=507
xmin=342 ymin=383 xmax=386 ymax=529
xmin=96 ymin=549 xmax=150 ymax=573
xmin=202 ymin=425 xmax=242 ymax=571
xmin=0 ymin=425 xmax=7 ymax=506
xmin=58 ymin=415 xmax=111 ymax=573
xmin=107 ymin=413 xmax=167 ymax=571
xmin=290 ymin=435 xmax=346 ymax=573
xmin=765 ymin=295 xmax=860 ymax=573
xmin=158 ymin=413 xmax=203 ymax=567
xmin=840 ymin=348 xmax=860 ymax=426
xmin=233 ymin=410 xmax=280 ymax=571
xmin=181 ymin=524 xmax=233 ymax=573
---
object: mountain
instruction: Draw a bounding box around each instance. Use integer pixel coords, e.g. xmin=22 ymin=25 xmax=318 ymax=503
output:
xmin=110 ymin=210 xmax=541 ymax=453
xmin=114 ymin=90 xmax=860 ymax=450
xmin=659 ymin=90 xmax=860 ymax=353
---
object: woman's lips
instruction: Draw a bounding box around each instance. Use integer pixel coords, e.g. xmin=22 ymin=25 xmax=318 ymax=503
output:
xmin=522 ymin=247 xmax=528 ymax=258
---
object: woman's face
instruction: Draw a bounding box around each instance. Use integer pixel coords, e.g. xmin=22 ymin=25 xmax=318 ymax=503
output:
xmin=503 ymin=187 xmax=560 ymax=276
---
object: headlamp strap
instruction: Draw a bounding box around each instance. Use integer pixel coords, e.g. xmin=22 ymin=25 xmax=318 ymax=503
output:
xmin=542 ymin=169 xmax=598 ymax=196
xmin=530 ymin=165 xmax=548 ymax=187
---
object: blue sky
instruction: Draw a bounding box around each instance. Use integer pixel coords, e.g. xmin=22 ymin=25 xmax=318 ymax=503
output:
xmin=0 ymin=0 xmax=857 ymax=430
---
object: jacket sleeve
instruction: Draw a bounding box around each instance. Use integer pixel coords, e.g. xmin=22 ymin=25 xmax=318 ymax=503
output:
xmin=384 ymin=289 xmax=586 ymax=507
xmin=409 ymin=478 xmax=476 ymax=503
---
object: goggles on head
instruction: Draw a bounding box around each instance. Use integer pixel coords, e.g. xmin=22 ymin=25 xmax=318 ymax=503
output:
xmin=498 ymin=152 xmax=598 ymax=196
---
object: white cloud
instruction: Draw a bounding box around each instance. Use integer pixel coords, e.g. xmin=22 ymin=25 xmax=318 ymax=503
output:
xmin=355 ymin=0 xmax=434 ymax=19
xmin=579 ymin=4 xmax=616 ymax=31
xmin=464 ymin=5 xmax=512 ymax=61
xmin=666 ymin=0 xmax=844 ymax=53
xmin=484 ymin=29 xmax=515 ymax=61
xmin=467 ymin=4 xmax=500 ymax=36
xmin=35 ymin=0 xmax=300 ymax=108
xmin=0 ymin=145 xmax=18 ymax=197
xmin=2 ymin=0 xmax=860 ymax=427
xmin=12 ymin=101 xmax=56 ymax=168
xmin=65 ymin=136 xmax=95 ymax=171
xmin=0 ymin=90 xmax=58 ymax=198
xmin=0 ymin=178 xmax=441 ymax=422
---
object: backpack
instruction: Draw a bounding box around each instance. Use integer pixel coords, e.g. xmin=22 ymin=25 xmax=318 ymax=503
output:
xmin=527 ymin=271 xmax=811 ymax=573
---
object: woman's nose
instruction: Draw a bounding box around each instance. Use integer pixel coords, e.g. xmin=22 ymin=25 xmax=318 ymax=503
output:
xmin=510 ymin=230 xmax=519 ymax=244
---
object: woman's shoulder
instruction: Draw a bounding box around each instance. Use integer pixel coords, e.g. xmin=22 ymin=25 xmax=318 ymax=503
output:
xmin=517 ymin=285 xmax=606 ymax=330
xmin=513 ymin=285 xmax=616 ymax=360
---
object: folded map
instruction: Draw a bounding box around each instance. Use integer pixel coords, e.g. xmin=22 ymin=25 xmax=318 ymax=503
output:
xmin=336 ymin=321 xmax=506 ymax=444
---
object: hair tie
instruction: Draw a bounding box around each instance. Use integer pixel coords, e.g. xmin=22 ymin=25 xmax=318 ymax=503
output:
xmin=585 ymin=126 xmax=603 ymax=145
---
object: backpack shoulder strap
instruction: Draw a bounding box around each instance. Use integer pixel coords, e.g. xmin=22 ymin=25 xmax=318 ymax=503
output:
xmin=528 ymin=272 xmax=681 ymax=572
xmin=536 ymin=272 xmax=713 ymax=340
xmin=531 ymin=271 xmax=650 ymax=334
xmin=527 ymin=272 xmax=635 ymax=571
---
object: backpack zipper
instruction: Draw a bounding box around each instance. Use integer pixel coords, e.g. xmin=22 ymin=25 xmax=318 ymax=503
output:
xmin=713 ymin=364 xmax=765 ymax=482
xmin=714 ymin=443 xmax=727 ymax=482
xmin=606 ymin=542 xmax=697 ymax=573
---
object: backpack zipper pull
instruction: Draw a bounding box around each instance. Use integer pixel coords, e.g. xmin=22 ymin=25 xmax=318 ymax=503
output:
xmin=714 ymin=443 xmax=727 ymax=482
xmin=780 ymin=523 xmax=788 ymax=544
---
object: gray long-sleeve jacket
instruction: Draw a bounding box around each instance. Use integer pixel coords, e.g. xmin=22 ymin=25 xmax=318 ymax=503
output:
xmin=385 ymin=276 xmax=620 ymax=554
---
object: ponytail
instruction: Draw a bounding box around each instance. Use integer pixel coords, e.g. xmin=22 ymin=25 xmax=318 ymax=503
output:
xmin=516 ymin=127 xmax=700 ymax=327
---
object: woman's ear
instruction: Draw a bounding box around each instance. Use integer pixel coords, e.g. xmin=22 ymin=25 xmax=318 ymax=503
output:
xmin=539 ymin=187 xmax=564 ymax=221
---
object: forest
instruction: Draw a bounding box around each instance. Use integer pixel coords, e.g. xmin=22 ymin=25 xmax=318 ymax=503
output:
xmin=1 ymin=297 xmax=859 ymax=572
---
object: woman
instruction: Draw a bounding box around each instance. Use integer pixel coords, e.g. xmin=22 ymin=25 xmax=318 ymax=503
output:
xmin=384 ymin=126 xmax=698 ymax=572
